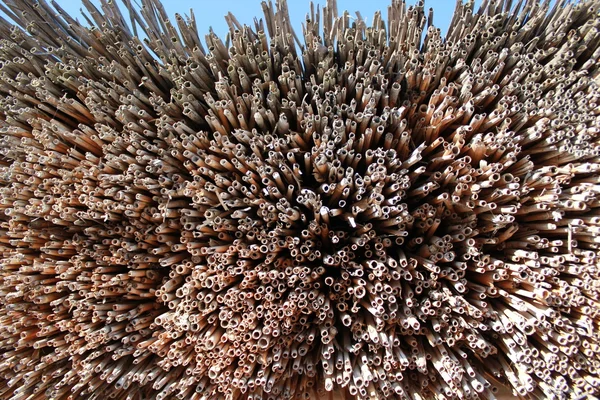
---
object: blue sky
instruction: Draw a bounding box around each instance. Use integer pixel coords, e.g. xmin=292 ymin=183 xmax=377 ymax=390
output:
xmin=28 ymin=0 xmax=461 ymax=40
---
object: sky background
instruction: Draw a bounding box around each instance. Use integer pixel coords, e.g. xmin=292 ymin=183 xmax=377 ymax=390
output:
xmin=3 ymin=0 xmax=465 ymax=40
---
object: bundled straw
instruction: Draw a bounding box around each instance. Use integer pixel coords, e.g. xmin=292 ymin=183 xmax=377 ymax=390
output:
xmin=0 ymin=0 xmax=599 ymax=398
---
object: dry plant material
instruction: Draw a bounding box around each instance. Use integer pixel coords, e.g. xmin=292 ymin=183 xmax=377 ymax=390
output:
xmin=0 ymin=0 xmax=599 ymax=398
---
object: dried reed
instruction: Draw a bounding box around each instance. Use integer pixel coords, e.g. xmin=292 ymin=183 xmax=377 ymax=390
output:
xmin=0 ymin=0 xmax=599 ymax=399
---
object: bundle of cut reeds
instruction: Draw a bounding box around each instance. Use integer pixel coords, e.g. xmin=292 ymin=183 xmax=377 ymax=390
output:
xmin=0 ymin=0 xmax=599 ymax=398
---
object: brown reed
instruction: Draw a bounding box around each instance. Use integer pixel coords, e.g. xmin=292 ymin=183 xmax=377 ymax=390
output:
xmin=0 ymin=0 xmax=599 ymax=399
